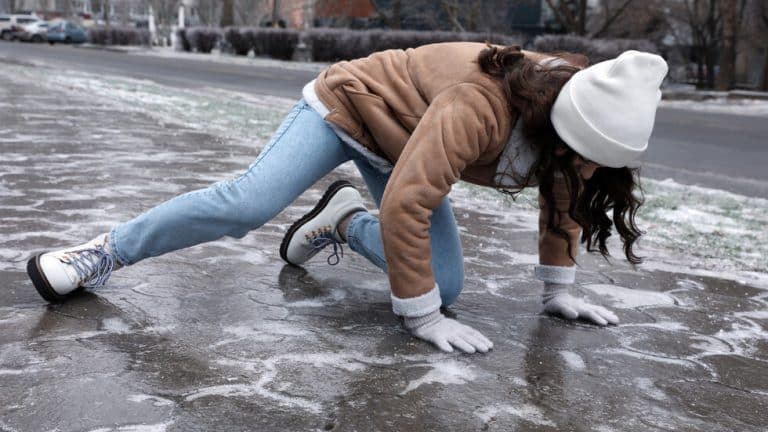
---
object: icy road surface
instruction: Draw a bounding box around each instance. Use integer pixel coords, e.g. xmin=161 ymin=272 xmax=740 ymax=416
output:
xmin=1 ymin=63 xmax=767 ymax=431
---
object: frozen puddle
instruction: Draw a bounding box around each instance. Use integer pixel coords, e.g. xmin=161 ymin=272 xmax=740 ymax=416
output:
xmin=582 ymin=284 xmax=677 ymax=309
xmin=185 ymin=352 xmax=479 ymax=413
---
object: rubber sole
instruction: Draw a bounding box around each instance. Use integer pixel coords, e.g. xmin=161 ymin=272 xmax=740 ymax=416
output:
xmin=279 ymin=180 xmax=354 ymax=265
xmin=26 ymin=254 xmax=70 ymax=303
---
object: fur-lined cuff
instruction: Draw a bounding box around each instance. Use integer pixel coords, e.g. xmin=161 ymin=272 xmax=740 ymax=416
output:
xmin=391 ymin=285 xmax=442 ymax=318
xmin=534 ymin=265 xmax=576 ymax=284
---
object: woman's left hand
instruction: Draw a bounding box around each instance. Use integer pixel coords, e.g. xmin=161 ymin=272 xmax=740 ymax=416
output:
xmin=542 ymin=290 xmax=619 ymax=326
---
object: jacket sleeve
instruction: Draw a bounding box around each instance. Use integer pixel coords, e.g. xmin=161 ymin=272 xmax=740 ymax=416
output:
xmin=535 ymin=176 xmax=581 ymax=284
xmin=379 ymin=84 xmax=504 ymax=301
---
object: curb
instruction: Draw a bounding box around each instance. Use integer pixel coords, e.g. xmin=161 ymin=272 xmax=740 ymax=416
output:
xmin=74 ymin=43 xmax=151 ymax=54
xmin=663 ymin=89 xmax=768 ymax=101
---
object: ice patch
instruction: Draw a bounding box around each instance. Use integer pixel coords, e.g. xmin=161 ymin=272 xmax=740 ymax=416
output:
xmin=187 ymin=352 xmax=477 ymax=413
xmin=400 ymin=360 xmax=477 ymax=394
xmin=102 ymin=317 xmax=132 ymax=333
xmin=582 ymin=284 xmax=677 ymax=309
xmin=711 ymin=318 xmax=767 ymax=358
xmin=0 ymin=367 xmax=41 ymax=375
xmin=474 ymin=403 xmax=556 ymax=427
xmin=675 ymin=279 xmax=706 ymax=291
xmin=211 ymin=321 xmax=311 ymax=347
xmin=286 ymin=289 xmax=347 ymax=308
xmin=599 ymin=348 xmax=692 ymax=367
xmin=559 ymin=351 xmax=586 ymax=371
xmin=633 ymin=377 xmax=668 ymax=401
xmin=620 ymin=321 xmax=689 ymax=332
xmin=127 ymin=394 xmax=175 ymax=407
xmin=689 ymin=335 xmax=733 ymax=355
xmin=86 ymin=420 xmax=174 ymax=432
xmin=0 ymin=420 xmax=21 ymax=432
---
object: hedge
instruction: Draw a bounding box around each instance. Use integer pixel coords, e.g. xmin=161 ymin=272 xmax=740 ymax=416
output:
xmin=249 ymin=28 xmax=299 ymax=60
xmin=184 ymin=27 xmax=522 ymax=61
xmin=185 ymin=27 xmax=222 ymax=53
xmin=224 ymin=26 xmax=252 ymax=56
xmin=89 ymin=26 xmax=150 ymax=46
xmin=306 ymin=28 xmax=522 ymax=62
xmin=532 ymin=34 xmax=658 ymax=64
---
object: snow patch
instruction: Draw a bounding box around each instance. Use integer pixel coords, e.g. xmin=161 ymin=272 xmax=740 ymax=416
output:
xmin=559 ymin=351 xmax=586 ymax=371
xmin=127 ymin=394 xmax=175 ymax=407
xmin=599 ymin=348 xmax=692 ymax=367
xmin=582 ymin=284 xmax=677 ymax=309
xmin=633 ymin=377 xmax=668 ymax=401
xmin=400 ymin=360 xmax=477 ymax=394
xmin=186 ymin=352 xmax=477 ymax=413
xmin=86 ymin=420 xmax=174 ymax=432
xmin=474 ymin=403 xmax=556 ymax=427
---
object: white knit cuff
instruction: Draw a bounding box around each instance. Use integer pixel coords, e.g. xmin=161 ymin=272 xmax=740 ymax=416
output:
xmin=534 ymin=265 xmax=576 ymax=284
xmin=391 ymin=284 xmax=442 ymax=318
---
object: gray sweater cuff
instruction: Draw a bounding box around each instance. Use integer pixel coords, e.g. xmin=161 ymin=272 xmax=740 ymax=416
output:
xmin=391 ymin=284 xmax=442 ymax=318
xmin=534 ymin=264 xmax=576 ymax=284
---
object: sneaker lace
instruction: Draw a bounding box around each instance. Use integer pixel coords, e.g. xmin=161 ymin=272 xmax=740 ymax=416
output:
xmin=306 ymin=227 xmax=344 ymax=266
xmin=64 ymin=247 xmax=116 ymax=288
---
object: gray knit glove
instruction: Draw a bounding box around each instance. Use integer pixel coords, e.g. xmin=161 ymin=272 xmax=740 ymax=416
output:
xmin=542 ymin=283 xmax=619 ymax=326
xmin=404 ymin=309 xmax=494 ymax=353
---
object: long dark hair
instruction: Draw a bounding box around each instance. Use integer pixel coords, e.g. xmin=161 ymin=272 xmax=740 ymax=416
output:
xmin=477 ymin=44 xmax=644 ymax=264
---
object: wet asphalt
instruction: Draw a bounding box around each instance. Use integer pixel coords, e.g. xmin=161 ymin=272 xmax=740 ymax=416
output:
xmin=1 ymin=48 xmax=767 ymax=431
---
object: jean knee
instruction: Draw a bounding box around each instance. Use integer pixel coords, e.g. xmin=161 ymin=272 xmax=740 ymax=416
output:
xmin=205 ymin=181 xmax=276 ymax=235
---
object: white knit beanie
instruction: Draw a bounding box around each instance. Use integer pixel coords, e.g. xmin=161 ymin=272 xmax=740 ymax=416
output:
xmin=550 ymin=50 xmax=669 ymax=168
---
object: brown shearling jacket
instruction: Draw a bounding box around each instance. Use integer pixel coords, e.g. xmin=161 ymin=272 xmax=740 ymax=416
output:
xmin=313 ymin=42 xmax=582 ymax=300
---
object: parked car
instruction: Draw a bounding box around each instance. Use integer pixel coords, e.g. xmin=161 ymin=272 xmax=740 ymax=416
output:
xmin=47 ymin=21 xmax=87 ymax=44
xmin=0 ymin=15 xmax=10 ymax=40
xmin=16 ymin=20 xmax=48 ymax=42
xmin=0 ymin=14 xmax=41 ymax=41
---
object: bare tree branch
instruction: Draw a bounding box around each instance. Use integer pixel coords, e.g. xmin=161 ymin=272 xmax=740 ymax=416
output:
xmin=439 ymin=0 xmax=466 ymax=32
xmin=544 ymin=0 xmax=574 ymax=32
xmin=592 ymin=0 xmax=635 ymax=37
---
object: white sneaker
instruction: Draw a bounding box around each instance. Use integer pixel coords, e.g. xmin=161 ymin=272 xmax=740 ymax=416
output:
xmin=280 ymin=180 xmax=367 ymax=266
xmin=27 ymin=233 xmax=120 ymax=302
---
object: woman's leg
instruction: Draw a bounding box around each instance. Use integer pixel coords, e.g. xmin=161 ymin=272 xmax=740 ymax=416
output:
xmin=110 ymin=100 xmax=350 ymax=266
xmin=344 ymin=159 xmax=465 ymax=306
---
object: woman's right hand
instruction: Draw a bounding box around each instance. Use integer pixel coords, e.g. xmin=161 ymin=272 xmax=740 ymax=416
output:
xmin=403 ymin=309 xmax=493 ymax=353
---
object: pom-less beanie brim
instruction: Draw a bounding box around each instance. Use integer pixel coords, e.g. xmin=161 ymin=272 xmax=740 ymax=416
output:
xmin=551 ymin=73 xmax=646 ymax=169
xmin=550 ymin=50 xmax=668 ymax=169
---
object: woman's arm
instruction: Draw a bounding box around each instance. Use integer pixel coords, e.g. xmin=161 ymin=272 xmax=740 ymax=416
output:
xmin=379 ymin=83 xmax=507 ymax=353
xmin=537 ymin=179 xmax=619 ymax=325
xmin=380 ymin=83 xmax=505 ymax=302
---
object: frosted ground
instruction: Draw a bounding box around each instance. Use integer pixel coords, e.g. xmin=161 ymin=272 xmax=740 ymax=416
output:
xmin=1 ymin=62 xmax=767 ymax=431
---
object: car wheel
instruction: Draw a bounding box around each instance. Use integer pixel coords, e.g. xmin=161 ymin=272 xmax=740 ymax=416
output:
xmin=1 ymin=31 xmax=11 ymax=41
xmin=65 ymin=37 xmax=71 ymax=43
xmin=32 ymin=35 xmax=42 ymax=43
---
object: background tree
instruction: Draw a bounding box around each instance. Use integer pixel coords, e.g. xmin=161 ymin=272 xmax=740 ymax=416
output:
xmin=717 ymin=0 xmax=738 ymax=89
xmin=678 ymin=0 xmax=721 ymax=88
xmin=100 ymin=0 xmax=110 ymax=25
xmin=221 ymin=0 xmax=235 ymax=26
xmin=371 ymin=0 xmax=401 ymax=29
xmin=757 ymin=0 xmax=768 ymax=90
xmin=592 ymin=0 xmax=669 ymax=43
xmin=543 ymin=0 xmax=635 ymax=36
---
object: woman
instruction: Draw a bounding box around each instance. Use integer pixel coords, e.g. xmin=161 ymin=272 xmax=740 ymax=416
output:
xmin=26 ymin=43 xmax=668 ymax=354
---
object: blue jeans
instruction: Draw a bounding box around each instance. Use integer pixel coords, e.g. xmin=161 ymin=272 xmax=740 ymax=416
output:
xmin=110 ymin=100 xmax=464 ymax=306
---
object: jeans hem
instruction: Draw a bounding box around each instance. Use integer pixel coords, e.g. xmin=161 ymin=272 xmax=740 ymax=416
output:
xmin=108 ymin=226 xmax=130 ymax=266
